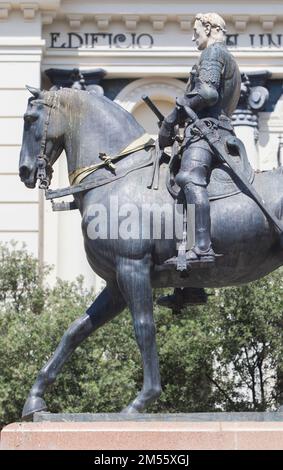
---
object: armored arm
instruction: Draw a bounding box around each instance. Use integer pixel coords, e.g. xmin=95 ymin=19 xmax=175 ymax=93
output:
xmin=158 ymin=107 xmax=179 ymax=149
xmin=158 ymin=45 xmax=225 ymax=149
xmin=178 ymin=45 xmax=225 ymax=111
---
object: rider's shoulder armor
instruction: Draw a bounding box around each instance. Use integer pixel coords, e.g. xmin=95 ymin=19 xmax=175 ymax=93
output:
xmin=186 ymin=42 xmax=241 ymax=116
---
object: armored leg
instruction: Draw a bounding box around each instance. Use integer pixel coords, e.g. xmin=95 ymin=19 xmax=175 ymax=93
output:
xmin=177 ymin=147 xmax=214 ymax=258
xmin=182 ymin=182 xmax=215 ymax=259
xmin=165 ymin=147 xmax=216 ymax=269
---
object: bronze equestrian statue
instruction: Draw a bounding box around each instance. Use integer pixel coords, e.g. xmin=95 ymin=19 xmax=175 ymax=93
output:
xmin=18 ymin=14 xmax=283 ymax=418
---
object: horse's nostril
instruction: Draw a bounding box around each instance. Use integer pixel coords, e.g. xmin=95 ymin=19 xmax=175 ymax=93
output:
xmin=19 ymin=165 xmax=31 ymax=180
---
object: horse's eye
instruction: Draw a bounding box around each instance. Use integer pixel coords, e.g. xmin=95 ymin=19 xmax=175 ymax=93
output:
xmin=24 ymin=113 xmax=38 ymax=124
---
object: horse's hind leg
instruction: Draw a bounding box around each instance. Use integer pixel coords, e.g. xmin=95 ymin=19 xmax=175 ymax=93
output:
xmin=117 ymin=256 xmax=162 ymax=413
xmin=22 ymin=283 xmax=126 ymax=420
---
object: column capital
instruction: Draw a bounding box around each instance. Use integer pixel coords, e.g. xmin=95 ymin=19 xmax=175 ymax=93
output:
xmin=45 ymin=67 xmax=106 ymax=94
xmin=232 ymin=71 xmax=271 ymax=141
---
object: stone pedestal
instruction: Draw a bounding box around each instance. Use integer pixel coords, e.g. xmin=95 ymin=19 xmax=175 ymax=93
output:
xmin=1 ymin=413 xmax=283 ymax=450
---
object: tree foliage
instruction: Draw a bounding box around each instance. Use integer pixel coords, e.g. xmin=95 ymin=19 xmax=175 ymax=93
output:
xmin=0 ymin=242 xmax=282 ymax=427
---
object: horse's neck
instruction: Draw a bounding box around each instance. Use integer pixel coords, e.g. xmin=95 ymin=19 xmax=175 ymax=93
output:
xmin=63 ymin=92 xmax=145 ymax=175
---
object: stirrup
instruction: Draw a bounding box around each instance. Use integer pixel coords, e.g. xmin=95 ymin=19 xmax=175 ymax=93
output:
xmin=186 ymin=246 xmax=217 ymax=263
xmin=157 ymin=287 xmax=209 ymax=311
xmin=164 ymin=246 xmax=222 ymax=270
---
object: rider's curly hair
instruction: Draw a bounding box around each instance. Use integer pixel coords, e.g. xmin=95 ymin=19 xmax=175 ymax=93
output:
xmin=195 ymin=13 xmax=227 ymax=34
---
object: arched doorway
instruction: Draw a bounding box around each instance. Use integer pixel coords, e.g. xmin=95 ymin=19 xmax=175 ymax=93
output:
xmin=115 ymin=77 xmax=186 ymax=137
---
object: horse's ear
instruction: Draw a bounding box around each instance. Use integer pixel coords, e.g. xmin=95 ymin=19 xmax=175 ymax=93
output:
xmin=26 ymin=85 xmax=42 ymax=98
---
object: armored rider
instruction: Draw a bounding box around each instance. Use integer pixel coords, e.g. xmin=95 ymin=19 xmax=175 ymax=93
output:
xmin=159 ymin=12 xmax=241 ymax=266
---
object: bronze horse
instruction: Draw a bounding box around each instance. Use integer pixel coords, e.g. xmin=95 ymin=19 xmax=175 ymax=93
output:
xmin=19 ymin=87 xmax=283 ymax=418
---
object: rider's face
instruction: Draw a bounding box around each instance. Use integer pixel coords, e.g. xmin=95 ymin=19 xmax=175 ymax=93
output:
xmin=192 ymin=20 xmax=209 ymax=50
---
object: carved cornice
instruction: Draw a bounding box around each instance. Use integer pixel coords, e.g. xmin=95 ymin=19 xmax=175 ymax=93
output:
xmin=95 ymin=15 xmax=112 ymax=31
xmin=122 ymin=15 xmax=139 ymax=31
xmin=20 ymin=2 xmax=39 ymax=20
xmin=0 ymin=4 xmax=282 ymax=35
xmin=177 ymin=15 xmax=194 ymax=32
xmin=41 ymin=9 xmax=56 ymax=25
xmin=232 ymin=15 xmax=249 ymax=32
xmin=260 ymin=15 xmax=277 ymax=31
xmin=0 ymin=3 xmax=11 ymax=20
xmin=67 ymin=14 xmax=83 ymax=30
xmin=0 ymin=1 xmax=60 ymax=22
xmin=150 ymin=15 xmax=167 ymax=31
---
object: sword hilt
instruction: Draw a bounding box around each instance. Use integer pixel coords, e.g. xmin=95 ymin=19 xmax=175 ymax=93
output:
xmin=142 ymin=95 xmax=165 ymax=125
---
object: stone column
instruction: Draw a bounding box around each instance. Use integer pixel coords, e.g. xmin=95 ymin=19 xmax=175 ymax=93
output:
xmin=232 ymin=71 xmax=270 ymax=170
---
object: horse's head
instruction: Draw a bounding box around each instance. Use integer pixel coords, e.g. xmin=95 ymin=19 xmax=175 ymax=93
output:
xmin=19 ymin=86 xmax=66 ymax=189
xmin=20 ymin=86 xmax=148 ymax=189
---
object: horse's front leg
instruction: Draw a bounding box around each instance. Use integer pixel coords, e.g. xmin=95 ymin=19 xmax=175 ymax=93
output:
xmin=22 ymin=283 xmax=126 ymax=420
xmin=117 ymin=255 xmax=162 ymax=413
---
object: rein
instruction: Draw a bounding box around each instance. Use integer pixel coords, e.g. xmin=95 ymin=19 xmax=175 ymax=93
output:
xmin=35 ymin=90 xmax=156 ymax=209
xmin=68 ymin=133 xmax=155 ymax=186
xmin=46 ymin=138 xmax=155 ymax=202
xmin=36 ymin=94 xmax=56 ymax=189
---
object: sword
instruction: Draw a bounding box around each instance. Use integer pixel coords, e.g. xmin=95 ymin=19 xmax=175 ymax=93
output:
xmin=142 ymin=95 xmax=164 ymax=127
xmin=184 ymin=105 xmax=283 ymax=234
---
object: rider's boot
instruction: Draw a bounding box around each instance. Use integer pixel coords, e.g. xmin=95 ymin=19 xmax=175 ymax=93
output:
xmin=165 ymin=182 xmax=216 ymax=267
xmin=185 ymin=183 xmax=216 ymax=263
xmin=157 ymin=287 xmax=208 ymax=310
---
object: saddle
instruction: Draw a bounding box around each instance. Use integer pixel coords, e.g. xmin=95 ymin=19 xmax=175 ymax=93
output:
xmin=166 ymin=137 xmax=254 ymax=201
xmin=48 ymin=132 xmax=253 ymax=212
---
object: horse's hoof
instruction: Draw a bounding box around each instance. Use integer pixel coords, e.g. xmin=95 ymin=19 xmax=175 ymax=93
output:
xmin=121 ymin=404 xmax=141 ymax=414
xmin=22 ymin=396 xmax=47 ymax=421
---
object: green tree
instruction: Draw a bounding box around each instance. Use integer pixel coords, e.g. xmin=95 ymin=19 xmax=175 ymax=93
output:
xmin=205 ymin=276 xmax=283 ymax=410
xmin=0 ymin=242 xmax=282 ymax=428
xmin=0 ymin=241 xmax=49 ymax=314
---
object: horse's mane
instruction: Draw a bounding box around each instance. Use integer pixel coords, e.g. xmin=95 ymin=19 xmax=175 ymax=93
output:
xmin=48 ymin=87 xmax=146 ymax=137
xmin=45 ymin=87 xmax=148 ymax=171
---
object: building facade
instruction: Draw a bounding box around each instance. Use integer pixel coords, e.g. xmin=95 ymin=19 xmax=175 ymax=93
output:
xmin=1 ymin=0 xmax=283 ymax=289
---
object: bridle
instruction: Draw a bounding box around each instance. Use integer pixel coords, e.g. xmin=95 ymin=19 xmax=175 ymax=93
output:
xmin=31 ymin=89 xmax=155 ymax=211
xmin=36 ymin=92 xmax=57 ymax=189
